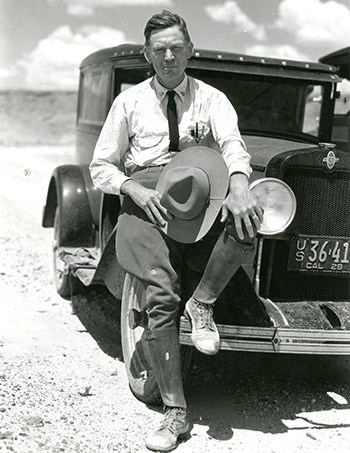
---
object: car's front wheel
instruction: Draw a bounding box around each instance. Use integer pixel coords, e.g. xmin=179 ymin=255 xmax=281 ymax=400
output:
xmin=121 ymin=273 xmax=161 ymax=405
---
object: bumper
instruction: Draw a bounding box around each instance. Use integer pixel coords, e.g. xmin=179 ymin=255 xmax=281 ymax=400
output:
xmin=179 ymin=318 xmax=350 ymax=355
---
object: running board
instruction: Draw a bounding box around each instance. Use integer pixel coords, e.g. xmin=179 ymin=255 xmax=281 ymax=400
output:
xmin=179 ymin=317 xmax=350 ymax=355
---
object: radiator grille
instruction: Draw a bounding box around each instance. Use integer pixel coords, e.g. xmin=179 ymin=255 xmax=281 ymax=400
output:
xmin=284 ymin=168 xmax=350 ymax=236
xmin=261 ymin=167 xmax=350 ymax=301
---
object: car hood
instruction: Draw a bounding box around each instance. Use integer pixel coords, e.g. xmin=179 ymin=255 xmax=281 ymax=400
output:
xmin=243 ymin=135 xmax=316 ymax=171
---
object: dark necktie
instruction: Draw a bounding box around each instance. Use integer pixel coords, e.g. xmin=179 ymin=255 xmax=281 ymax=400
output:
xmin=167 ymin=91 xmax=179 ymax=151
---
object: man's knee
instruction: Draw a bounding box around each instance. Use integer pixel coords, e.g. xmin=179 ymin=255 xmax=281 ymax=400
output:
xmin=146 ymin=282 xmax=181 ymax=330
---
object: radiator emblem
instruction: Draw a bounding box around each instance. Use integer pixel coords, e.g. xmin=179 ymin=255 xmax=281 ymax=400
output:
xmin=323 ymin=150 xmax=339 ymax=170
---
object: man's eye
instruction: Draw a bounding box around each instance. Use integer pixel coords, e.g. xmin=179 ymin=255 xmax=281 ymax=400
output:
xmin=152 ymin=46 xmax=184 ymax=53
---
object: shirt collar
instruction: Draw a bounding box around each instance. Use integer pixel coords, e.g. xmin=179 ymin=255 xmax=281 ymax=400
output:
xmin=153 ymin=74 xmax=188 ymax=103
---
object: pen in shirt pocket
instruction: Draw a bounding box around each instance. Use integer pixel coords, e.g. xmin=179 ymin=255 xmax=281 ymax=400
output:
xmin=192 ymin=122 xmax=205 ymax=143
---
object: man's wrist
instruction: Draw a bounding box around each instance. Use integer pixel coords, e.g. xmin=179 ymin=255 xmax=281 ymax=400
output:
xmin=120 ymin=178 xmax=134 ymax=195
xmin=229 ymin=172 xmax=249 ymax=190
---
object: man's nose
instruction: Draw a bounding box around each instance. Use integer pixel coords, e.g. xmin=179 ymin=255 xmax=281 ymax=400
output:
xmin=164 ymin=49 xmax=175 ymax=60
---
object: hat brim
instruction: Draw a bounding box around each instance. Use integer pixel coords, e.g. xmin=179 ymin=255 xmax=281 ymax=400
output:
xmin=156 ymin=146 xmax=229 ymax=243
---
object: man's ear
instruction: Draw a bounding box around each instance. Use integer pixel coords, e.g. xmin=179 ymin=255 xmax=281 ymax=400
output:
xmin=187 ymin=41 xmax=194 ymax=59
xmin=143 ymin=46 xmax=151 ymax=64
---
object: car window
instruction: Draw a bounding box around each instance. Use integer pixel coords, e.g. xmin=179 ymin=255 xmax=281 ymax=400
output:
xmin=79 ymin=70 xmax=109 ymax=125
xmin=334 ymin=78 xmax=350 ymax=115
xmin=114 ymin=67 xmax=153 ymax=98
xmin=302 ymin=85 xmax=323 ymax=136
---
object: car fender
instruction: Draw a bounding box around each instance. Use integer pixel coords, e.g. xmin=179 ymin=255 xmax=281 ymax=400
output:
xmin=42 ymin=164 xmax=95 ymax=247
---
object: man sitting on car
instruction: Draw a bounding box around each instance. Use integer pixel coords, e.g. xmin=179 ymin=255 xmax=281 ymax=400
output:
xmin=90 ymin=10 xmax=263 ymax=452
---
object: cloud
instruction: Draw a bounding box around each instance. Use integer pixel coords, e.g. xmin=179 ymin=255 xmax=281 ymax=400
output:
xmin=276 ymin=0 xmax=350 ymax=51
xmin=16 ymin=25 xmax=128 ymax=90
xmin=48 ymin=0 xmax=174 ymax=17
xmin=245 ymin=44 xmax=310 ymax=62
xmin=0 ymin=66 xmax=22 ymax=90
xmin=205 ymin=1 xmax=266 ymax=41
xmin=66 ymin=4 xmax=94 ymax=16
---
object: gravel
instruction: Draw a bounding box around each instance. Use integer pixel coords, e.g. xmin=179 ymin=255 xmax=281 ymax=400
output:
xmin=0 ymin=146 xmax=349 ymax=452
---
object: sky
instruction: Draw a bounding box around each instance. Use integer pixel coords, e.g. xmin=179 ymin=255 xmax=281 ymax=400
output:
xmin=1 ymin=0 xmax=350 ymax=91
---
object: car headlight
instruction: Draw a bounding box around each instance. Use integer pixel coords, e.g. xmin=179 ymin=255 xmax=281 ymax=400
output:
xmin=250 ymin=177 xmax=297 ymax=235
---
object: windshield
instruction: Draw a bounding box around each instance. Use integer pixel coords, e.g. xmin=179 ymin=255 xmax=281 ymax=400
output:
xmin=188 ymin=70 xmax=324 ymax=140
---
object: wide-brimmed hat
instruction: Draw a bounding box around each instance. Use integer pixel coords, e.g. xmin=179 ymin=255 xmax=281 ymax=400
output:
xmin=156 ymin=146 xmax=229 ymax=243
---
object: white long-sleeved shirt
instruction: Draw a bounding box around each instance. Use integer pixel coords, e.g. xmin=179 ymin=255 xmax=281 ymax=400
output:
xmin=90 ymin=74 xmax=251 ymax=195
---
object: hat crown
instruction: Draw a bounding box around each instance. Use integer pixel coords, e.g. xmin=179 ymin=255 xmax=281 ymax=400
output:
xmin=156 ymin=146 xmax=229 ymax=243
xmin=160 ymin=166 xmax=209 ymax=220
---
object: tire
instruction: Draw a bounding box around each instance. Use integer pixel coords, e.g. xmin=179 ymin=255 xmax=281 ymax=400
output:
xmin=121 ymin=273 xmax=192 ymax=406
xmin=52 ymin=208 xmax=71 ymax=299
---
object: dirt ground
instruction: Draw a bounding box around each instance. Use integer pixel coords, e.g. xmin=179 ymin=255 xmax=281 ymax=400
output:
xmin=0 ymin=92 xmax=77 ymax=147
xmin=0 ymin=145 xmax=350 ymax=453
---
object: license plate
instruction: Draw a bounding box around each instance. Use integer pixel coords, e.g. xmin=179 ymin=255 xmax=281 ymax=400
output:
xmin=288 ymin=235 xmax=350 ymax=274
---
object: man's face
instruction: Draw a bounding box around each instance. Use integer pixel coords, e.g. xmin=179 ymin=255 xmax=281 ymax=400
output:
xmin=144 ymin=25 xmax=193 ymax=89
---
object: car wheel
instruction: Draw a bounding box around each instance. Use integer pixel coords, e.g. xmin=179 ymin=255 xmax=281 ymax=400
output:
xmin=121 ymin=273 xmax=161 ymax=405
xmin=52 ymin=208 xmax=71 ymax=299
xmin=121 ymin=273 xmax=192 ymax=406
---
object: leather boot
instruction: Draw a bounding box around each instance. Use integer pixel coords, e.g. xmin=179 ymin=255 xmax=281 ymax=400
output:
xmin=145 ymin=406 xmax=189 ymax=452
xmin=185 ymin=230 xmax=254 ymax=355
xmin=145 ymin=328 xmax=189 ymax=451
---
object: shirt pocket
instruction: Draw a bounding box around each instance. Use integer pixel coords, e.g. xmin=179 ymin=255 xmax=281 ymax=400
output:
xmin=135 ymin=135 xmax=164 ymax=150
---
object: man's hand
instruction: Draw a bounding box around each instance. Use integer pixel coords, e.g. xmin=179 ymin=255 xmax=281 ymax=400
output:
xmin=220 ymin=173 xmax=264 ymax=240
xmin=121 ymin=179 xmax=172 ymax=227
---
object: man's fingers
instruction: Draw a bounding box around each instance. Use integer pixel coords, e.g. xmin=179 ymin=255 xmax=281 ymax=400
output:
xmin=241 ymin=215 xmax=255 ymax=239
xmin=149 ymin=203 xmax=167 ymax=227
xmin=250 ymin=212 xmax=262 ymax=231
xmin=255 ymin=204 xmax=264 ymax=222
xmin=220 ymin=205 xmax=228 ymax=223
xmin=145 ymin=206 xmax=166 ymax=227
xmin=144 ymin=206 xmax=157 ymax=225
xmin=234 ymin=215 xmax=245 ymax=241
xmin=134 ymin=189 xmax=171 ymax=226
xmin=165 ymin=211 xmax=174 ymax=220
xmin=154 ymin=199 xmax=173 ymax=221
xmin=141 ymin=198 xmax=172 ymax=227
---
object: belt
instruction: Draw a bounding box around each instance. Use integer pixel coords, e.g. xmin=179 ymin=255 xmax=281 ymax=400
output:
xmin=130 ymin=165 xmax=166 ymax=175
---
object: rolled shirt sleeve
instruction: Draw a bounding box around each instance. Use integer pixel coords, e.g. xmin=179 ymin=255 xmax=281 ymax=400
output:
xmin=209 ymin=91 xmax=252 ymax=178
xmin=89 ymin=95 xmax=131 ymax=195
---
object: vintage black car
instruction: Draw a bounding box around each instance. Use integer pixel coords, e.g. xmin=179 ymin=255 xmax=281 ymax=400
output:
xmin=43 ymin=44 xmax=350 ymax=404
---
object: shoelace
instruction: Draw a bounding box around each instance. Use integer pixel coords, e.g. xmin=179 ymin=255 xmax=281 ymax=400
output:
xmin=159 ymin=407 xmax=185 ymax=433
xmin=193 ymin=300 xmax=215 ymax=331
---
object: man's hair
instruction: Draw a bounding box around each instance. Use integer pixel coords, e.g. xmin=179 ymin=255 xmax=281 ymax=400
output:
xmin=144 ymin=10 xmax=191 ymax=45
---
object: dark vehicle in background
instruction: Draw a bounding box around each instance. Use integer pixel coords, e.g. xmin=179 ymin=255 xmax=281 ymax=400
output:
xmin=43 ymin=44 xmax=350 ymax=404
xmin=320 ymin=47 xmax=350 ymax=152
